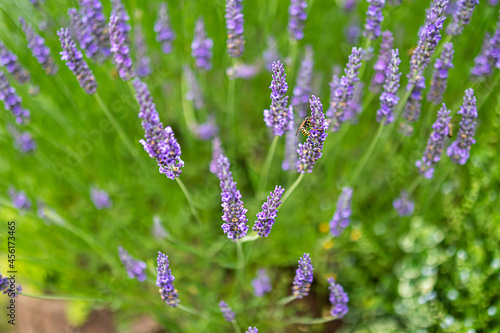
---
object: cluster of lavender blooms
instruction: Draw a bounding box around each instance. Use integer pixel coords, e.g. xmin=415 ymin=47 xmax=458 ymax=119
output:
xmin=90 ymin=187 xmax=112 ymax=209
xmin=134 ymin=26 xmax=152 ymax=77
xmin=377 ymin=49 xmax=401 ymax=125
xmin=291 ymin=46 xmax=314 ymax=118
xmin=184 ymin=66 xmax=204 ymax=110
xmin=288 ymin=0 xmax=307 ymax=40
xmin=401 ymin=77 xmax=425 ymax=135
xmin=447 ymin=0 xmax=479 ymax=36
xmin=219 ymin=300 xmax=235 ymax=321
xmin=68 ymin=7 xmax=103 ymax=62
xmin=8 ymin=125 xmax=36 ymax=153
xmin=416 ymin=104 xmax=451 ymax=178
xmin=78 ymin=0 xmax=111 ymax=61
xmin=263 ymin=61 xmax=293 ymax=136
xmin=447 ymin=88 xmax=477 ymax=165
xmin=8 ymin=187 xmax=32 ymax=211
xmin=225 ymin=0 xmax=245 ymax=58
xmin=133 ymin=78 xmax=184 ymax=179
xmin=118 ymin=247 xmax=147 ymax=282
xmin=370 ymin=31 xmax=394 ymax=93
xmin=393 ymin=191 xmax=414 ymax=216
xmin=19 ymin=18 xmax=58 ymax=75
xmin=471 ymin=16 xmax=500 ymax=78
xmin=292 ymin=253 xmax=314 ymax=298
xmin=327 ymin=47 xmax=362 ymax=132
xmin=253 ymin=186 xmax=285 ymax=237
xmin=209 ymin=137 xmax=223 ymax=174
xmin=363 ymin=0 xmax=385 ymax=40
xmin=328 ymin=277 xmax=349 ymax=318
xmin=155 ymin=2 xmax=176 ymax=54
xmin=0 ymin=42 xmax=30 ymax=84
xmin=191 ymin=17 xmax=213 ymax=70
xmin=407 ymin=0 xmax=449 ymax=88
xmin=109 ymin=0 xmax=133 ymax=80
xmin=245 ymin=327 xmax=258 ymax=333
xmin=0 ymin=71 xmax=30 ymax=124
xmin=57 ymin=28 xmax=97 ymax=95
xmin=192 ymin=115 xmax=218 ymax=141
xmin=217 ymin=153 xmax=249 ymax=239
xmin=263 ymin=37 xmax=280 ymax=72
xmin=252 ymin=269 xmax=272 ymax=296
xmin=330 ymin=187 xmax=353 ymax=237
xmin=156 ymin=252 xmax=179 ymax=307
xmin=427 ymin=43 xmax=454 ymax=105
xmin=297 ymin=96 xmax=329 ymax=173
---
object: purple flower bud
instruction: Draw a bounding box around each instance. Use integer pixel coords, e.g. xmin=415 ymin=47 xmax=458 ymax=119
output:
xmin=57 ymin=28 xmax=97 ymax=95
xmin=210 ymin=137 xmax=224 ymax=174
xmin=0 ymin=41 xmax=30 ymax=84
xmin=155 ymin=2 xmax=176 ymax=54
xmin=252 ymin=269 xmax=272 ymax=297
xmin=471 ymin=17 xmax=500 ymax=79
xmin=9 ymin=125 xmax=36 ymax=153
xmin=264 ymin=61 xmax=293 ymax=136
xmin=291 ymin=45 xmax=314 ymax=119
xmin=191 ymin=17 xmax=213 ymax=71
xmin=330 ymin=187 xmax=353 ymax=237
xmin=0 ymin=71 xmax=30 ymax=124
xmin=19 ymin=17 xmax=58 ymax=75
xmin=68 ymin=7 xmax=99 ymax=61
xmin=109 ymin=0 xmax=133 ymax=80
xmin=193 ymin=115 xmax=218 ymax=141
xmin=253 ymin=185 xmax=285 ymax=237
xmin=8 ymin=187 xmax=32 ymax=211
xmin=90 ymin=187 xmax=112 ymax=209
xmin=245 ymin=327 xmax=259 ymax=333
xmin=184 ymin=66 xmax=204 ymax=110
xmin=219 ymin=300 xmax=236 ymax=321
xmin=292 ymin=253 xmax=314 ymax=298
xmin=363 ymin=0 xmax=385 ymax=40
xmin=370 ymin=30 xmax=394 ymax=93
xmin=118 ymin=246 xmax=147 ymax=282
xmin=447 ymin=88 xmax=477 ymax=165
xmin=79 ymin=0 xmax=111 ymax=61
xmin=156 ymin=251 xmax=179 ymax=307
xmin=416 ymin=104 xmax=451 ymax=178
xmin=377 ymin=49 xmax=401 ymax=125
xmin=393 ymin=191 xmax=414 ymax=216
xmin=263 ymin=36 xmax=280 ymax=72
xmin=134 ymin=25 xmax=152 ymax=78
xmin=447 ymin=0 xmax=479 ymax=36
xmin=427 ymin=42 xmax=454 ymax=105
xmin=288 ymin=0 xmax=307 ymax=40
xmin=225 ymin=0 xmax=245 ymax=58
xmin=327 ymin=277 xmax=349 ymax=318
xmin=133 ymin=78 xmax=184 ymax=179
xmin=401 ymin=77 xmax=425 ymax=135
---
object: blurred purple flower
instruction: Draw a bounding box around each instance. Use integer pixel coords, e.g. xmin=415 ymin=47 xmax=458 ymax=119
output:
xmin=134 ymin=25 xmax=152 ymax=78
xmin=291 ymin=45 xmax=314 ymax=119
xmin=193 ymin=115 xmax=218 ymax=141
xmin=370 ymin=30 xmax=394 ymax=93
xmin=264 ymin=61 xmax=293 ymax=136
xmin=401 ymin=77 xmax=425 ymax=136
xmin=345 ymin=23 xmax=361 ymax=45
xmin=471 ymin=17 xmax=500 ymax=78
xmin=8 ymin=187 xmax=32 ymax=211
xmin=328 ymin=277 xmax=349 ymax=318
xmin=155 ymin=2 xmax=176 ymax=54
xmin=68 ymin=7 xmax=99 ymax=61
xmin=109 ymin=0 xmax=133 ymax=80
xmin=330 ymin=187 xmax=353 ymax=237
xmin=292 ymin=253 xmax=314 ymax=298
xmin=151 ymin=215 xmax=168 ymax=239
xmin=79 ymin=0 xmax=111 ymax=61
xmin=9 ymin=125 xmax=36 ymax=153
xmin=156 ymin=251 xmax=179 ymax=307
xmin=210 ymin=137 xmax=223 ymax=174
xmin=245 ymin=327 xmax=259 ymax=333
xmin=184 ymin=66 xmax=204 ymax=110
xmin=263 ymin=36 xmax=280 ymax=72
xmin=377 ymin=49 xmax=401 ymax=125
xmin=363 ymin=0 xmax=385 ymax=40
xmin=118 ymin=246 xmax=147 ymax=282
xmin=191 ymin=17 xmax=213 ymax=70
xmin=447 ymin=0 xmax=479 ymax=36
xmin=344 ymin=0 xmax=357 ymax=11
xmin=0 ymin=71 xmax=30 ymax=124
xmin=0 ymin=41 xmax=30 ymax=84
xmin=427 ymin=42 xmax=454 ymax=105
xmin=288 ymin=0 xmax=307 ymax=40
xmin=219 ymin=300 xmax=235 ymax=321
xmin=90 ymin=187 xmax=112 ymax=209
xmin=253 ymin=185 xmax=285 ymax=237
xmin=227 ymin=63 xmax=261 ymax=79
xmin=393 ymin=191 xmax=414 ymax=216
xmin=252 ymin=268 xmax=272 ymax=296
xmin=19 ymin=17 xmax=58 ymax=75
xmin=225 ymin=0 xmax=245 ymax=58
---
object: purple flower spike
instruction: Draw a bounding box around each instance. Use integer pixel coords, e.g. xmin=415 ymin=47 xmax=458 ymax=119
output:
xmin=292 ymin=45 xmax=314 ymax=119
xmin=191 ymin=17 xmax=213 ymax=71
xmin=327 ymin=47 xmax=362 ymax=132
xmin=370 ymin=31 xmax=394 ymax=93
xmin=416 ymin=104 xmax=451 ymax=178
xmin=264 ymin=36 xmax=280 ymax=72
xmin=0 ymin=41 xmax=30 ymax=84
xmin=393 ymin=191 xmax=414 ymax=216
xmin=329 ymin=187 xmax=353 ymax=237
xmin=184 ymin=66 xmax=204 ymax=110
xmin=447 ymin=0 xmax=479 ymax=36
xmin=0 ymin=71 xmax=30 ymax=124
xmin=210 ymin=137 xmax=223 ymax=174
xmin=19 ymin=18 xmax=58 ymax=75
xmin=155 ymin=2 xmax=176 ymax=54
xmin=288 ymin=0 xmax=307 ymax=40
xmin=9 ymin=125 xmax=36 ymax=153
xmin=118 ymin=246 xmax=147 ymax=282
xmin=328 ymin=277 xmax=349 ymax=318
xmin=8 ymin=187 xmax=32 ymax=211
xmin=156 ymin=251 xmax=179 ymax=307
xmin=427 ymin=42 xmax=454 ymax=105
xmin=253 ymin=185 xmax=285 ymax=237
xmin=401 ymin=77 xmax=425 ymax=136
xmin=133 ymin=78 xmax=184 ymax=179
xmin=297 ymin=96 xmax=329 ymax=173
xmin=219 ymin=300 xmax=236 ymax=322
xmin=377 ymin=49 xmax=401 ymax=125
xmin=292 ymin=253 xmax=314 ymax=298
xmin=193 ymin=115 xmax=218 ymax=141
xmin=264 ymin=61 xmax=293 ymax=136
xmin=79 ymin=0 xmax=111 ymax=61
xmin=225 ymin=0 xmax=245 ymax=58
xmin=68 ymin=7 xmax=98 ymax=61
xmin=471 ymin=17 xmax=500 ymax=79
xmin=363 ymin=0 xmax=385 ymax=40
xmin=447 ymin=88 xmax=477 ymax=165
xmin=90 ymin=187 xmax=112 ymax=209
xmin=252 ymin=269 xmax=272 ymax=297
xmin=245 ymin=327 xmax=259 ymax=333
xmin=57 ymin=28 xmax=97 ymax=95
xmin=109 ymin=0 xmax=133 ymax=80
xmin=134 ymin=26 xmax=152 ymax=78
xmin=217 ymin=153 xmax=249 ymax=240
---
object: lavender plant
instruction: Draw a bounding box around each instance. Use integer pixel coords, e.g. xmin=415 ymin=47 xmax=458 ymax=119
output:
xmin=427 ymin=42 xmax=454 ymax=105
xmin=0 ymin=71 xmax=30 ymax=124
xmin=225 ymin=0 xmax=245 ymax=58
xmin=155 ymin=2 xmax=176 ymax=54
xmin=19 ymin=18 xmax=58 ymax=75
xmin=109 ymin=0 xmax=133 ymax=80
xmin=393 ymin=191 xmax=414 ymax=216
xmin=363 ymin=0 xmax=385 ymax=40
xmin=370 ymin=30 xmax=393 ymax=93
xmin=134 ymin=26 xmax=152 ymax=78
xmin=447 ymin=0 xmax=479 ymax=36
xmin=292 ymin=253 xmax=314 ymax=298
xmin=330 ymin=187 xmax=354 ymax=237
xmin=0 ymin=41 xmax=30 ymax=84
xmin=288 ymin=0 xmax=308 ymax=40
xmin=291 ymin=45 xmax=314 ymax=119
xmin=191 ymin=17 xmax=213 ymax=70
xmin=219 ymin=300 xmax=236 ymax=321
xmin=377 ymin=49 xmax=401 ymax=125
xmin=252 ymin=269 xmax=272 ymax=296
xmin=156 ymin=251 xmax=179 ymax=307
xmin=118 ymin=247 xmax=147 ymax=282
xmin=263 ymin=61 xmax=293 ymax=136
xmin=253 ymin=185 xmax=285 ymax=237
xmin=79 ymin=0 xmax=111 ymax=60
xmin=328 ymin=277 xmax=349 ymax=318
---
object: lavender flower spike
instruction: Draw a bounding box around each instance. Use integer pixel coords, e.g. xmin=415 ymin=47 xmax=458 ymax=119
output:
xmin=447 ymin=0 xmax=479 ymax=36
xmin=296 ymin=96 xmax=329 ymax=173
xmin=427 ymin=42 xmax=454 ymax=105
xmin=0 ymin=41 xmax=30 ymax=84
xmin=471 ymin=17 xmax=500 ymax=79
xmin=393 ymin=191 xmax=414 ymax=216
xmin=292 ymin=253 xmax=314 ymax=298
xmin=264 ymin=61 xmax=293 ymax=136
xmin=80 ymin=0 xmax=111 ymax=60
xmin=191 ymin=17 xmax=213 ymax=70
xmin=370 ymin=31 xmax=394 ymax=93
xmin=291 ymin=45 xmax=314 ymax=119
xmin=134 ymin=26 xmax=152 ymax=78
xmin=156 ymin=251 xmax=179 ymax=307
xmin=68 ymin=8 xmax=98 ymax=61
xmin=0 ymin=71 xmax=30 ymax=124
xmin=401 ymin=77 xmax=425 ymax=136
xmin=376 ymin=49 xmax=401 ymax=125
xmin=263 ymin=36 xmax=280 ymax=72
xmin=252 ymin=269 xmax=272 ymax=296
xmin=253 ymin=185 xmax=285 ymax=237
xmin=288 ymin=0 xmax=307 ymax=40
xmin=217 ymin=153 xmax=249 ymax=239
xmin=447 ymin=88 xmax=477 ymax=165
xmin=225 ymin=0 xmax=245 ymax=58
xmin=210 ymin=137 xmax=223 ymax=174
xmin=363 ymin=0 xmax=385 ymax=40
xmin=8 ymin=187 xmax=32 ymax=211
xmin=330 ymin=187 xmax=353 ymax=237
xmin=9 ymin=125 xmax=36 ymax=153
xmin=219 ymin=300 xmax=236 ymax=321
xmin=19 ymin=18 xmax=58 ymax=75
xmin=57 ymin=28 xmax=97 ymax=95
xmin=90 ymin=187 xmax=112 ymax=209
xmin=155 ymin=2 xmax=176 ymax=54
xmin=245 ymin=328 xmax=259 ymax=333
xmin=328 ymin=277 xmax=349 ymax=318
xmin=133 ymin=78 xmax=184 ymax=179
xmin=109 ymin=0 xmax=133 ymax=80
xmin=118 ymin=246 xmax=147 ymax=282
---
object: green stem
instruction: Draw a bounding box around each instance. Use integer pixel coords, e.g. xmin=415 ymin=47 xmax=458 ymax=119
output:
xmin=21 ymin=292 xmax=106 ymax=303
xmin=277 ymin=295 xmax=296 ymax=305
xmin=181 ymin=70 xmax=197 ymax=135
xmin=236 ymin=239 xmax=245 ymax=285
xmin=408 ymin=175 xmax=423 ymax=195
xmin=177 ymin=304 xmax=203 ymax=317
xmin=287 ymin=316 xmax=337 ymax=325
xmin=175 ymin=178 xmax=202 ymax=225
xmin=288 ymin=38 xmax=298 ymax=79
xmin=239 ymin=233 xmax=260 ymax=243
xmin=280 ymin=173 xmax=305 ymax=206
xmin=350 ymin=123 xmax=384 ymax=184
xmin=231 ymin=319 xmax=242 ymax=333
xmin=258 ymin=135 xmax=280 ymax=196
xmin=227 ymin=58 xmax=237 ymax=138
